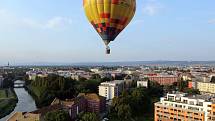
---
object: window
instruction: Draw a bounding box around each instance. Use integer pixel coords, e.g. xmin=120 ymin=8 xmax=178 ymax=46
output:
xmin=183 ymin=100 xmax=188 ymax=104
xmin=194 ymin=113 xmax=198 ymax=115
xmin=199 ymin=102 xmax=203 ymax=106
xmin=189 ymin=101 xmax=194 ymax=105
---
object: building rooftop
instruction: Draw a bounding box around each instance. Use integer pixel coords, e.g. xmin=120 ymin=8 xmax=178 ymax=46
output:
xmin=100 ymin=80 xmax=125 ymax=86
xmin=51 ymin=93 xmax=105 ymax=107
xmin=78 ymin=93 xmax=105 ymax=101
xmin=161 ymin=92 xmax=215 ymax=104
xmin=7 ymin=112 xmax=40 ymax=121
xmin=31 ymin=104 xmax=63 ymax=116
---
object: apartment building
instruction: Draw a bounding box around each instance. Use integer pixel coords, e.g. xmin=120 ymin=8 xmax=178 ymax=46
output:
xmin=145 ymin=74 xmax=178 ymax=85
xmin=99 ymin=80 xmax=125 ymax=100
xmin=51 ymin=93 xmax=106 ymax=120
xmin=188 ymin=81 xmax=215 ymax=94
xmin=154 ymin=93 xmax=215 ymax=121
xmin=196 ymin=82 xmax=215 ymax=94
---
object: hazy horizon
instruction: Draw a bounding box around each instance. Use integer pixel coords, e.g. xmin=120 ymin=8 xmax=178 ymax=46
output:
xmin=0 ymin=0 xmax=215 ymax=64
xmin=2 ymin=60 xmax=215 ymax=66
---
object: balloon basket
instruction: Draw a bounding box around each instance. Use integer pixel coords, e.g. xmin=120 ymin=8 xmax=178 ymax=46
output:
xmin=106 ymin=46 xmax=111 ymax=54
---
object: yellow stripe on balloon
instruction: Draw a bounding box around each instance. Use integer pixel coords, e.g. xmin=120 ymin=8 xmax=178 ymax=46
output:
xmin=83 ymin=0 xmax=136 ymax=42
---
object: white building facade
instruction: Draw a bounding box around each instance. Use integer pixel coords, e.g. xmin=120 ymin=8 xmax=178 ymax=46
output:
xmin=137 ymin=80 xmax=148 ymax=88
xmin=99 ymin=80 xmax=125 ymax=100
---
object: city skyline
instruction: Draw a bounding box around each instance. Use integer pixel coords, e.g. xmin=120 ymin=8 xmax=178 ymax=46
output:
xmin=0 ymin=0 xmax=215 ymax=65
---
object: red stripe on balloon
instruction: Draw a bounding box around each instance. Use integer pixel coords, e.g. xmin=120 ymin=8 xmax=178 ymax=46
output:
xmin=112 ymin=0 xmax=119 ymax=4
xmin=100 ymin=13 xmax=110 ymax=18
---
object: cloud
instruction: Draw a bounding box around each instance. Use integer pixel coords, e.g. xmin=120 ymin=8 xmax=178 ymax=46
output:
xmin=0 ymin=9 xmax=7 ymax=15
xmin=0 ymin=9 xmax=73 ymax=30
xmin=208 ymin=19 xmax=215 ymax=24
xmin=46 ymin=17 xmax=73 ymax=29
xmin=22 ymin=17 xmax=73 ymax=29
xmin=144 ymin=5 xmax=159 ymax=16
xmin=142 ymin=1 xmax=163 ymax=16
xmin=22 ymin=18 xmax=43 ymax=28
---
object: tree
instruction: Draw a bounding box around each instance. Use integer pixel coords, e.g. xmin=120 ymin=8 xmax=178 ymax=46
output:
xmin=90 ymin=74 xmax=101 ymax=80
xmin=111 ymin=92 xmax=133 ymax=121
xmin=31 ymin=75 xmax=77 ymax=107
xmin=76 ymin=79 xmax=101 ymax=93
xmin=100 ymin=77 xmax=112 ymax=82
xmin=183 ymin=88 xmax=200 ymax=95
xmin=211 ymin=76 xmax=215 ymax=83
xmin=2 ymin=78 xmax=13 ymax=88
xmin=109 ymin=83 xmax=164 ymax=121
xmin=117 ymin=104 xmax=132 ymax=121
xmin=177 ymin=80 xmax=188 ymax=91
xmin=44 ymin=110 xmax=70 ymax=121
xmin=80 ymin=112 xmax=99 ymax=121
xmin=130 ymin=88 xmax=149 ymax=116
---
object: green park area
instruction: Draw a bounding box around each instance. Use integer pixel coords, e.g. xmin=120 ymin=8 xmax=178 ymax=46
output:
xmin=25 ymin=74 xmax=103 ymax=108
xmin=0 ymin=89 xmax=18 ymax=118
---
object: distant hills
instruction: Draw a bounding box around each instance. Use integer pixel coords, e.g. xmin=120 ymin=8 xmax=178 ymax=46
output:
xmin=71 ymin=61 xmax=215 ymax=66
xmin=5 ymin=61 xmax=215 ymax=67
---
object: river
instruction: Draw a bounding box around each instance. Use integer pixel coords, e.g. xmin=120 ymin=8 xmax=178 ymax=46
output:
xmin=0 ymin=85 xmax=37 ymax=121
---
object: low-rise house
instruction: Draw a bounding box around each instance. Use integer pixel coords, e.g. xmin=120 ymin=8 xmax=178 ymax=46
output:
xmin=71 ymin=71 xmax=92 ymax=80
xmin=57 ymin=70 xmax=71 ymax=78
xmin=90 ymin=68 xmax=101 ymax=73
xmin=99 ymin=72 xmax=112 ymax=79
xmin=179 ymin=73 xmax=193 ymax=81
xmin=137 ymin=80 xmax=148 ymax=88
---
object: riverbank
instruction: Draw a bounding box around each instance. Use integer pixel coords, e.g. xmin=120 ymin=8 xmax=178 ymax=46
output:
xmin=25 ymin=85 xmax=54 ymax=108
xmin=0 ymin=88 xmax=18 ymax=119
xmin=0 ymin=88 xmax=37 ymax=121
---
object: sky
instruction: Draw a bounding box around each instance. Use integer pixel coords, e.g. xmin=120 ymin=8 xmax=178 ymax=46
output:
xmin=0 ymin=0 xmax=215 ymax=65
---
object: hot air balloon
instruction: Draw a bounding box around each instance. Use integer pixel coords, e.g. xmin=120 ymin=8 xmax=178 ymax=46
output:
xmin=83 ymin=0 xmax=136 ymax=54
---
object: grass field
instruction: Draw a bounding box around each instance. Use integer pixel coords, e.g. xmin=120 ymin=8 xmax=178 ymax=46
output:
xmin=0 ymin=88 xmax=18 ymax=118
xmin=0 ymin=89 xmax=15 ymax=99
xmin=0 ymin=90 xmax=6 ymax=98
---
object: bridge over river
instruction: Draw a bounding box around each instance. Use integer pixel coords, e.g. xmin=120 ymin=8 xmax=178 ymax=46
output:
xmin=13 ymin=80 xmax=25 ymax=88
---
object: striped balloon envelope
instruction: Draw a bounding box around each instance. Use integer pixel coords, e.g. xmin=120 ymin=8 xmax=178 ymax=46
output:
xmin=83 ymin=0 xmax=136 ymax=54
